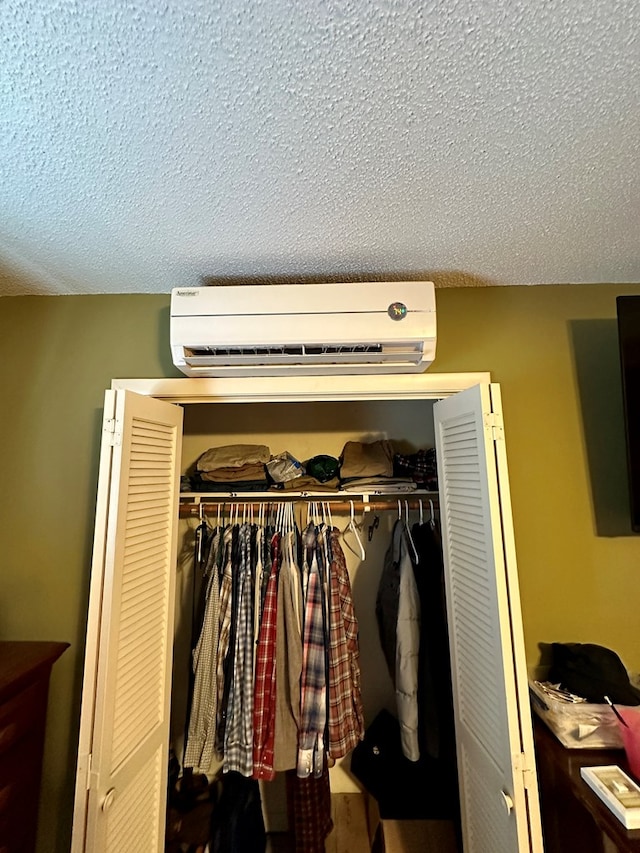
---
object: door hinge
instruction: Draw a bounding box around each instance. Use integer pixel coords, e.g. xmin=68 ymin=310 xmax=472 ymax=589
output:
xmin=484 ymin=412 xmax=504 ymax=442
xmin=104 ymin=417 xmax=122 ymax=446
xmin=513 ymin=751 xmax=535 ymax=790
xmin=78 ymin=752 xmax=93 ymax=791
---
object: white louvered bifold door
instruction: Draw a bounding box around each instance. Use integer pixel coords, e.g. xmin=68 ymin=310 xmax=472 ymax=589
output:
xmin=433 ymin=383 xmax=543 ymax=853
xmin=72 ymin=390 xmax=183 ymax=853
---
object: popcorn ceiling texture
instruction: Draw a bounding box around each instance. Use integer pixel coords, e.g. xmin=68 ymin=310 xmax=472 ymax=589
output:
xmin=1 ymin=0 xmax=639 ymax=294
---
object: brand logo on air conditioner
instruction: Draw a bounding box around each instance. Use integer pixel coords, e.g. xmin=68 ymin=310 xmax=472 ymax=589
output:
xmin=175 ymin=289 xmax=199 ymax=297
xmin=388 ymin=302 xmax=407 ymax=320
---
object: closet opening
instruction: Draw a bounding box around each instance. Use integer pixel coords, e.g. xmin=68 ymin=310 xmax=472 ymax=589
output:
xmin=167 ymin=397 xmax=460 ymax=852
xmin=73 ymin=374 xmax=541 ymax=853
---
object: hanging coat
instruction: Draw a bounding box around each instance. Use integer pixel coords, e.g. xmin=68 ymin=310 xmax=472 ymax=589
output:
xmin=376 ymin=519 xmax=421 ymax=761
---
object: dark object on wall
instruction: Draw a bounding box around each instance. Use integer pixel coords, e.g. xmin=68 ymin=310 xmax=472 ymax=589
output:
xmin=616 ymin=295 xmax=640 ymax=533
xmin=548 ymin=642 xmax=640 ymax=706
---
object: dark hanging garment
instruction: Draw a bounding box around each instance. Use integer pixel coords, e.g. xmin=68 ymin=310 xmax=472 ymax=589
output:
xmin=209 ymin=772 xmax=266 ymax=853
xmin=410 ymin=520 xmax=457 ymax=763
xmin=375 ymin=521 xmax=403 ymax=681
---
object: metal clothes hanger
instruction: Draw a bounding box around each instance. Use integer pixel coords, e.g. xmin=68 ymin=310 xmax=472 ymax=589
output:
xmin=343 ymin=499 xmax=366 ymax=561
xmin=404 ymin=500 xmax=419 ymax=564
xmin=196 ymin=502 xmax=206 ymax=563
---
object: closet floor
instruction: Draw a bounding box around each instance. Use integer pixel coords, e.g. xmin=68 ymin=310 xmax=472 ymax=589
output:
xmin=266 ymin=798 xmax=460 ymax=853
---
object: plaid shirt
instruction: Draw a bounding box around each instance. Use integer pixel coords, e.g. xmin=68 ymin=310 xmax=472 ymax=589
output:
xmin=297 ymin=525 xmax=327 ymax=778
xmin=252 ymin=533 xmax=280 ymax=780
xmin=223 ymin=524 xmax=256 ymax=776
xmin=327 ymin=529 xmax=365 ymax=759
xmin=285 ymin=763 xmax=333 ymax=853
xmin=393 ymin=447 xmax=438 ymax=487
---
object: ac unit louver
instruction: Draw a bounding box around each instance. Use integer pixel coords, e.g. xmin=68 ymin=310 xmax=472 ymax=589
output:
xmin=170 ymin=281 xmax=436 ymax=377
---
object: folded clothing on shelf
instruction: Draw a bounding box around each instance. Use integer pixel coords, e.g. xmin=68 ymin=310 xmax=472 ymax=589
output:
xmin=196 ymin=444 xmax=271 ymax=472
xmin=199 ymin=463 xmax=268 ymax=483
xmin=340 ymin=440 xmax=395 ymax=480
xmin=393 ymin=448 xmax=438 ymax=489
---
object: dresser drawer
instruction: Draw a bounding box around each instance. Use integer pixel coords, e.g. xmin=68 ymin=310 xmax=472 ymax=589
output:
xmin=0 ymin=741 xmax=45 ymax=852
xmin=0 ymin=731 xmax=41 ymax=800
xmin=0 ymin=679 xmax=45 ymax=758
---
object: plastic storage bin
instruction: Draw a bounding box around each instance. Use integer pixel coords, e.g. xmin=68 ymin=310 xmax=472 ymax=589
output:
xmin=529 ymin=680 xmax=624 ymax=749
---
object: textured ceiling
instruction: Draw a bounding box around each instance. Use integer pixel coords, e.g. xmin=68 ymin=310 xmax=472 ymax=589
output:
xmin=1 ymin=0 xmax=639 ymax=295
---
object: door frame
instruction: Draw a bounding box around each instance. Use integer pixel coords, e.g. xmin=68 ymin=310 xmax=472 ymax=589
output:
xmin=112 ymin=372 xmax=491 ymax=403
xmin=104 ymin=371 xmax=542 ymax=852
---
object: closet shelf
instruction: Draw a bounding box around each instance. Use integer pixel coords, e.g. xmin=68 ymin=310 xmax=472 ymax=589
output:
xmin=178 ymin=490 xmax=438 ymax=516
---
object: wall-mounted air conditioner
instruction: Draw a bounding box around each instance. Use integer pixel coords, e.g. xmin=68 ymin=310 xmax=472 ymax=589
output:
xmin=170 ymin=281 xmax=436 ymax=377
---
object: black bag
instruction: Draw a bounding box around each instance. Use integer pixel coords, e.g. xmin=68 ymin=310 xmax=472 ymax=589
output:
xmin=548 ymin=642 xmax=640 ymax=705
xmin=350 ymin=710 xmax=458 ymax=820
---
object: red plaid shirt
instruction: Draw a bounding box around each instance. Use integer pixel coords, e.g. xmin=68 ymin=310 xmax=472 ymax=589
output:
xmin=327 ymin=529 xmax=365 ymax=759
xmin=252 ymin=534 xmax=280 ymax=780
xmin=286 ymin=763 xmax=333 ymax=853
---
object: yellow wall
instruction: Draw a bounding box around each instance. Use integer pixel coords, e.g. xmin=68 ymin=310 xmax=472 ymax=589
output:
xmin=1 ymin=285 xmax=639 ymax=852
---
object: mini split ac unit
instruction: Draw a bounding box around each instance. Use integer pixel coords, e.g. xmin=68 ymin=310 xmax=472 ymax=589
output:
xmin=170 ymin=281 xmax=436 ymax=377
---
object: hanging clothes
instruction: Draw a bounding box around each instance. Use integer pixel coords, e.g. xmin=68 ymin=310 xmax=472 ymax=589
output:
xmin=273 ymin=530 xmax=303 ymax=772
xmin=252 ymin=532 xmax=281 ymax=780
xmin=181 ymin=505 xmax=365 ymax=791
xmin=411 ymin=518 xmax=457 ymax=766
xmin=209 ymin=771 xmax=267 ymax=853
xmin=326 ymin=528 xmax=365 ymax=760
xmin=376 ymin=518 xmax=421 ymax=761
xmin=224 ymin=523 xmax=256 ymax=776
xmin=285 ymin=763 xmax=333 ymax=853
xmin=215 ymin=524 xmax=236 ymax=757
xmin=297 ymin=523 xmax=328 ymax=778
xmin=184 ymin=526 xmax=222 ymax=773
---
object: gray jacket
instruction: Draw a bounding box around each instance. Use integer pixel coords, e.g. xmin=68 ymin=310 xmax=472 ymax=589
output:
xmin=376 ymin=520 xmax=421 ymax=761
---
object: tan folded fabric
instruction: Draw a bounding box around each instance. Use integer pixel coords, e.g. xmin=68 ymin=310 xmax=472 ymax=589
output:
xmin=340 ymin=440 xmax=394 ymax=479
xmin=196 ymin=444 xmax=270 ymax=472
xmin=200 ymin=463 xmax=267 ymax=482
xmin=280 ymin=476 xmax=341 ymax=491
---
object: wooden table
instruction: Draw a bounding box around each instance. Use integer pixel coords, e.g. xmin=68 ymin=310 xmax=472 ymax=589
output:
xmin=535 ymin=717 xmax=640 ymax=853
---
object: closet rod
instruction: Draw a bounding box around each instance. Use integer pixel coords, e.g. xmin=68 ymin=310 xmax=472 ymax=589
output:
xmin=179 ymin=497 xmax=438 ymax=517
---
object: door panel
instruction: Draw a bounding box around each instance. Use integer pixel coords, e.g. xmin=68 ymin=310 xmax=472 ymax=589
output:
xmin=72 ymin=390 xmax=183 ymax=853
xmin=434 ymin=383 xmax=542 ymax=853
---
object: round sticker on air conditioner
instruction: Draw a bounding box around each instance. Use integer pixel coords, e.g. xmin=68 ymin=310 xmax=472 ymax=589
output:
xmin=388 ymin=302 xmax=407 ymax=320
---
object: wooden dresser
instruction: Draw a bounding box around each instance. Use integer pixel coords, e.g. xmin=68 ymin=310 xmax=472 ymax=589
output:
xmin=0 ymin=642 xmax=68 ymax=853
xmin=535 ymin=717 xmax=640 ymax=853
